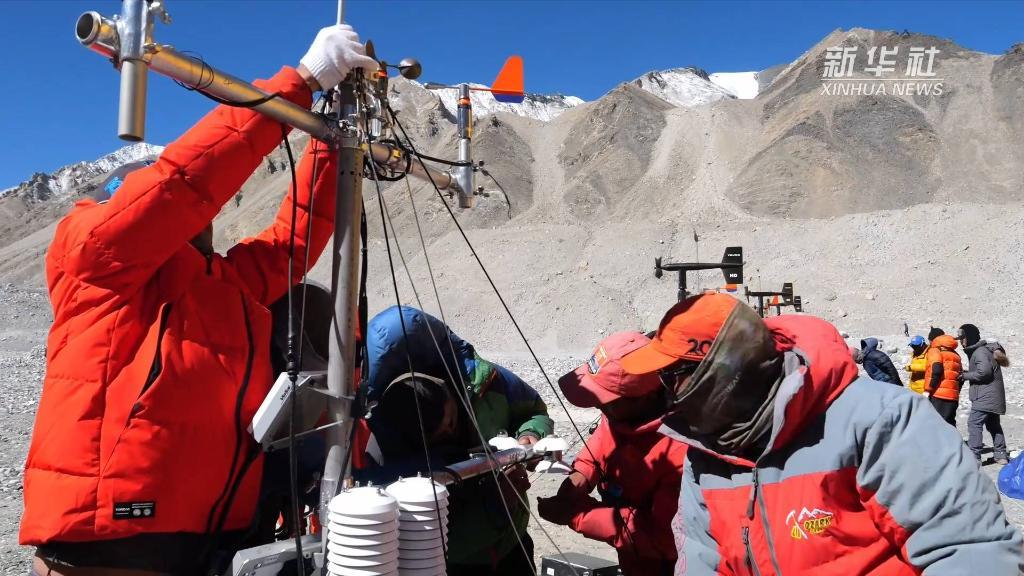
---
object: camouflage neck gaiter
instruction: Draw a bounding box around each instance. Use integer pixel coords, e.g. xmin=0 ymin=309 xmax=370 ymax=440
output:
xmin=665 ymin=303 xmax=784 ymax=458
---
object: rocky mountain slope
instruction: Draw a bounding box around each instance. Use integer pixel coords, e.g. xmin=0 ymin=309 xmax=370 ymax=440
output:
xmin=2 ymin=29 xmax=1023 ymax=352
xmin=631 ymin=67 xmax=738 ymax=106
xmin=428 ymin=82 xmax=584 ymax=121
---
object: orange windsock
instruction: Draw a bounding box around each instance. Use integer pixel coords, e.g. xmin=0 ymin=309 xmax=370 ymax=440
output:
xmin=491 ymin=56 xmax=524 ymax=103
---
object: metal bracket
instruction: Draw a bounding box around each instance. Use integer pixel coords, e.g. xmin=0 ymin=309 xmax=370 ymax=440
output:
xmin=230 ymin=534 xmax=320 ymax=576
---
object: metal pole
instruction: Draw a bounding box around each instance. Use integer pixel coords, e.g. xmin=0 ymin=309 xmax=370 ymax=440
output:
xmin=320 ymin=79 xmax=362 ymax=531
xmin=431 ymin=447 xmax=531 ymax=486
xmin=117 ymin=0 xmax=148 ymax=141
xmin=147 ymin=46 xmax=345 ymax=141
xmin=454 ymin=83 xmax=475 ymax=208
xmin=76 ymin=13 xmax=460 ymax=191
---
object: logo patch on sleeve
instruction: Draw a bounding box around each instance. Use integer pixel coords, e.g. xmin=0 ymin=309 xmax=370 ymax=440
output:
xmin=113 ymin=501 xmax=156 ymax=520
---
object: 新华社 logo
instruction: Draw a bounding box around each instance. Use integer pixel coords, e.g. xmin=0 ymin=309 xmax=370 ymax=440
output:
xmin=786 ymin=507 xmax=835 ymax=540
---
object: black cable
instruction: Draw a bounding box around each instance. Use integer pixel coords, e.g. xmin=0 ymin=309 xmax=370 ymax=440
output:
xmin=387 ymin=107 xmax=632 ymax=553
xmin=361 ymin=95 xmax=449 ymax=560
xmin=173 ymin=51 xmax=282 ymax=108
xmin=386 ymin=103 xmax=602 ymax=470
xmin=401 ymin=149 xmax=471 ymax=167
xmin=200 ymin=292 xmax=258 ymax=574
xmin=280 ymin=125 xmax=305 ymax=576
xmin=296 ymin=94 xmax=331 ymax=372
xmin=478 ymin=166 xmax=513 ymax=220
xmin=378 ymin=107 xmax=589 ymax=573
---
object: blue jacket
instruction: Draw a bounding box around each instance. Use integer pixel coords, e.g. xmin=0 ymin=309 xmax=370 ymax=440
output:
xmin=860 ymin=338 xmax=903 ymax=385
xmin=363 ymin=306 xmax=553 ymax=565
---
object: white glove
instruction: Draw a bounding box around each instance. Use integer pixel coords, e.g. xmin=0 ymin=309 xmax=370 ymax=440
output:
xmin=300 ymin=24 xmax=378 ymax=91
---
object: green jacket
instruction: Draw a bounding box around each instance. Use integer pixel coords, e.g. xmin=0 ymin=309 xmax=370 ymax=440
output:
xmin=441 ymin=360 xmax=553 ymax=565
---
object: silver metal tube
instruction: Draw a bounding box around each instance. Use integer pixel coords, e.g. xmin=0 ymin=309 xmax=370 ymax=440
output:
xmin=431 ymin=447 xmax=531 ymax=486
xmin=320 ymin=79 xmax=362 ymax=531
xmin=76 ymin=12 xmax=119 ymax=60
xmin=118 ymin=0 xmax=146 ymax=59
xmin=77 ymin=17 xmax=455 ymax=189
xmin=147 ymin=46 xmax=344 ymax=142
xmin=118 ymin=60 xmax=148 ymax=141
xmin=454 ymin=83 xmax=475 ymax=208
xmin=367 ymin=142 xmax=454 ymax=190
xmin=116 ymin=0 xmax=148 ymax=141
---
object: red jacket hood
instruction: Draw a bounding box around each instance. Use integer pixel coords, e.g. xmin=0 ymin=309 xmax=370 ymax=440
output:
xmin=763 ymin=314 xmax=860 ymax=451
xmin=660 ymin=314 xmax=859 ymax=467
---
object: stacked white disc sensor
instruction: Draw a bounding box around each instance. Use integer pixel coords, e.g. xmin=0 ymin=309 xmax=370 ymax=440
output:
xmin=326 ymin=485 xmax=401 ymax=576
xmin=386 ymin=476 xmax=450 ymax=575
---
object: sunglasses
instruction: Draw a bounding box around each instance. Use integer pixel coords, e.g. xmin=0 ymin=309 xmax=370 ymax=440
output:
xmin=658 ymin=361 xmax=701 ymax=389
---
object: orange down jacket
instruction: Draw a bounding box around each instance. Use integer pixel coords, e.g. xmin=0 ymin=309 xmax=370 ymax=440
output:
xmin=20 ymin=67 xmax=337 ymax=547
xmin=924 ymin=335 xmax=963 ymax=401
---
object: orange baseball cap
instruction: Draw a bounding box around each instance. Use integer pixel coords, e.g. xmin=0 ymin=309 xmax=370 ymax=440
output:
xmin=621 ymin=293 xmax=740 ymax=374
xmin=558 ymin=331 xmax=663 ymax=408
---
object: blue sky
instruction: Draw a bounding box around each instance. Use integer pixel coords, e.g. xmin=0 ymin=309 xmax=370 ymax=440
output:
xmin=3 ymin=0 xmax=1022 ymax=189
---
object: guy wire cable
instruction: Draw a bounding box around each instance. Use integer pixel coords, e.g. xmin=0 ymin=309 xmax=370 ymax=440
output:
xmin=370 ymin=153 xmax=579 ymax=576
xmin=360 ymin=93 xmax=541 ymax=572
xmin=373 ymin=178 xmax=566 ymax=576
xmin=381 ymin=109 xmax=620 ymax=565
xmin=359 ymin=98 xmax=449 ymax=560
xmin=382 ymin=118 xmax=603 ymax=500
xmin=280 ymin=124 xmax=306 ymax=576
xmin=385 ymin=103 xmax=602 ymax=472
xmin=296 ymin=93 xmax=332 ymax=365
xmin=385 ymin=100 xmax=607 ymax=484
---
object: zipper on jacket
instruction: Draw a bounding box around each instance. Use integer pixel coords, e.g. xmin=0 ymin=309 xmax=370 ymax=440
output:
xmin=746 ymin=468 xmax=759 ymax=519
xmin=748 ymin=465 xmax=784 ymax=575
xmin=134 ymin=303 xmax=173 ymax=415
xmin=756 ymin=476 xmax=785 ymax=575
xmin=743 ymin=526 xmax=763 ymax=576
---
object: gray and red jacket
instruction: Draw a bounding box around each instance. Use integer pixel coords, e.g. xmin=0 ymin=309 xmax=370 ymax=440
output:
xmin=663 ymin=315 xmax=1023 ymax=575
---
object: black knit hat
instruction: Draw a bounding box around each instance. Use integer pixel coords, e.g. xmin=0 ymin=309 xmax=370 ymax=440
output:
xmin=927 ymin=326 xmax=945 ymax=341
xmin=378 ymin=373 xmax=453 ymax=446
xmin=958 ymin=324 xmax=981 ymax=348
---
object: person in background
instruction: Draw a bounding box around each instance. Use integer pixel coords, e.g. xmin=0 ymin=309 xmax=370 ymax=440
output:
xmin=858 ymin=337 xmax=903 ymax=385
xmin=537 ymin=332 xmax=685 ymax=575
xmin=904 ymin=335 xmax=929 ymax=394
xmin=620 ymin=294 xmax=1023 ymax=574
xmin=960 ymin=324 xmax=1011 ymax=465
xmin=364 ymin=305 xmax=553 ymax=575
xmin=925 ymin=328 xmax=964 ymax=427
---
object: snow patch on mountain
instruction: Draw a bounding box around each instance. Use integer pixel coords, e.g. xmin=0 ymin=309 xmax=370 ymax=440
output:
xmin=631 ymin=67 xmax=737 ymax=107
xmin=709 ymin=71 xmax=760 ymax=99
xmin=427 ymin=83 xmax=584 ymax=122
xmin=1 ymin=143 xmax=163 ymax=202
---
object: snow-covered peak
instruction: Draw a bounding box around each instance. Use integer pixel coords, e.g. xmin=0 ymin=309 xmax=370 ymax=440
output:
xmin=91 ymin=143 xmax=163 ymax=173
xmin=1 ymin=142 xmax=163 ymax=202
xmin=426 ymin=83 xmax=584 ymax=122
xmin=631 ymin=67 xmax=736 ymax=107
xmin=709 ymin=71 xmax=760 ymax=99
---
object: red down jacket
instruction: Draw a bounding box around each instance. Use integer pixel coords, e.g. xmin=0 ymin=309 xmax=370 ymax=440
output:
xmin=570 ymin=416 xmax=686 ymax=575
xmin=664 ymin=315 xmax=1023 ymax=575
xmin=20 ymin=67 xmax=336 ymax=550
